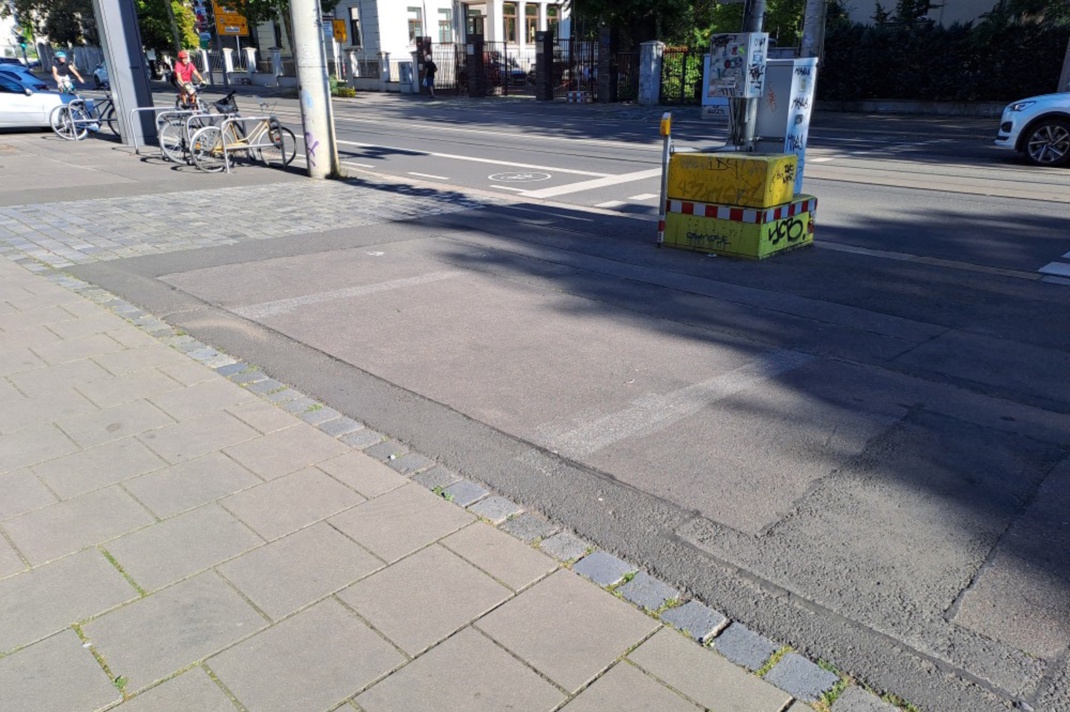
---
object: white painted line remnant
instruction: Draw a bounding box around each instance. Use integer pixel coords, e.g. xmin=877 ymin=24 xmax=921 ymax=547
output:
xmin=235 ymin=272 xmax=461 ymax=319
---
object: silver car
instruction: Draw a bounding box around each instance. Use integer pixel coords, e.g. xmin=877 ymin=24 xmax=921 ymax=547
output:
xmin=994 ymin=92 xmax=1070 ymax=167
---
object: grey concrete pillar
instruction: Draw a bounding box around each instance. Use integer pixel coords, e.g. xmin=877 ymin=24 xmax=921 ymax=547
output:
xmin=638 ymin=41 xmax=663 ymax=106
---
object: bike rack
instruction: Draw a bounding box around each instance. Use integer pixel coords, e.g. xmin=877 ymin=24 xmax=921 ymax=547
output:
xmin=127 ymin=106 xmax=195 ymax=155
xmin=214 ymin=115 xmax=277 ymax=173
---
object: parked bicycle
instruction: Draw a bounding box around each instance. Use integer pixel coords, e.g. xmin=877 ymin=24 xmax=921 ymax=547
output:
xmin=156 ymin=89 xmax=239 ymax=164
xmin=49 ymin=92 xmax=118 ymax=140
xmin=188 ymin=97 xmax=296 ymax=172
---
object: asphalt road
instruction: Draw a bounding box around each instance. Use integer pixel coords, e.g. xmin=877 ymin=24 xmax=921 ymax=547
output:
xmin=68 ymin=90 xmax=1070 ymax=712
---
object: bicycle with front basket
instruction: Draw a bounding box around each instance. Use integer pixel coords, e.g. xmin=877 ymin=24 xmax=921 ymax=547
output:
xmin=187 ymin=96 xmax=296 ymax=172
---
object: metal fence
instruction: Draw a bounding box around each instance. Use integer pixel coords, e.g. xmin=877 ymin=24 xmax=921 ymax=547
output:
xmin=661 ymin=46 xmax=704 ymax=105
xmin=616 ymin=51 xmax=640 ymax=102
xmin=553 ymin=38 xmax=598 ymax=99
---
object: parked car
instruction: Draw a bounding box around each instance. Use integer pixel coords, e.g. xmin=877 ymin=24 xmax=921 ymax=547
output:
xmin=0 ymin=64 xmax=50 ymax=92
xmin=994 ymin=92 xmax=1070 ymax=167
xmin=0 ymin=57 xmax=23 ymax=66
xmin=0 ymin=74 xmax=69 ymax=129
xmin=93 ymin=61 xmax=108 ymax=89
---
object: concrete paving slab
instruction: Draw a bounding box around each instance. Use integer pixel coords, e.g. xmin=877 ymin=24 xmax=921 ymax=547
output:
xmin=559 ymin=660 xmax=703 ymax=712
xmin=156 ymin=356 xmax=222 ymax=386
xmin=225 ymin=400 xmax=303 ymax=434
xmin=476 ymin=570 xmax=660 ymax=693
xmin=105 ymin=503 xmax=263 ymax=592
xmin=443 ymin=479 xmax=489 ymax=507
xmin=441 ymin=522 xmax=557 ymax=592
xmin=220 ymin=468 xmax=364 ymax=541
xmin=329 ymin=484 xmax=474 ymax=563
xmin=222 ymin=424 xmax=350 ymax=480
xmin=337 ymin=544 xmax=511 ymax=656
xmin=148 ymin=378 xmax=256 ymax=420
xmin=0 ymin=536 xmax=24 ymax=579
xmin=75 ymin=368 xmax=186 ymax=408
xmin=0 ymin=304 xmax=76 ymax=333
xmin=118 ymin=667 xmax=238 ymax=712
xmin=0 ymin=468 xmax=58 ymax=520
xmin=207 ymin=598 xmax=404 ymax=712
xmin=410 ymin=465 xmax=461 ymax=492
xmin=90 ymin=344 xmax=190 ymax=376
xmin=628 ymin=628 xmax=792 ymax=712
xmin=0 ymin=548 xmax=137 ymax=653
xmin=0 ymin=322 xmax=62 ymax=350
xmin=121 ymin=452 xmax=260 ymax=519
xmin=467 ymin=494 xmax=523 ymax=524
xmin=0 ymin=628 xmax=120 ymax=712
xmin=137 ymin=410 xmax=259 ymax=464
xmin=217 ymin=522 xmax=383 ymax=621
xmin=0 ymin=421 xmax=80 ymax=474
xmin=31 ymin=332 xmax=125 ymax=365
xmin=2 ymin=486 xmax=156 ymax=566
xmin=83 ymin=571 xmax=267 ymax=692
xmin=0 ymin=344 xmax=45 ymax=376
xmin=56 ymin=398 xmax=175 ymax=449
xmin=356 ymin=626 xmax=564 ymax=712
xmin=32 ymin=436 xmax=167 ymax=499
xmin=317 ymin=451 xmax=410 ymax=499
xmin=47 ymin=312 xmax=130 ymax=340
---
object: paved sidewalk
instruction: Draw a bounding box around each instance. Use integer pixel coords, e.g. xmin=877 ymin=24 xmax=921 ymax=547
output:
xmin=0 ymin=132 xmax=905 ymax=712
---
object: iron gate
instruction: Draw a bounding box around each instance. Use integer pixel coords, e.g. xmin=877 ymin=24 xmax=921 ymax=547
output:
xmin=661 ymin=47 xmax=704 ymax=105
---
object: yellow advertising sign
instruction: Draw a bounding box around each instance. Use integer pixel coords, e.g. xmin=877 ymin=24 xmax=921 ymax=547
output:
xmin=333 ymin=19 xmax=347 ymax=43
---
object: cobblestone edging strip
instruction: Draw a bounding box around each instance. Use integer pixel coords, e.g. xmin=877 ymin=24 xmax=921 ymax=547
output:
xmin=25 ymin=263 xmax=914 ymax=712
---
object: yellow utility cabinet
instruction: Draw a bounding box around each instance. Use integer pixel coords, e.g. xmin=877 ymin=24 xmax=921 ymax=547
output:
xmin=664 ymin=195 xmax=817 ymax=260
xmin=667 ymin=153 xmax=797 ymax=209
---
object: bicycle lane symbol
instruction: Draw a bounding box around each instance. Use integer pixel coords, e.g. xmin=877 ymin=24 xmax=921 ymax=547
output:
xmin=489 ymin=172 xmax=552 ymax=183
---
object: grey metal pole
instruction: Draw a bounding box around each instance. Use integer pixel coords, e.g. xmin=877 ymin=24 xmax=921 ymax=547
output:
xmin=92 ymin=0 xmax=155 ymax=147
xmin=739 ymin=0 xmax=766 ymax=149
xmin=656 ymin=112 xmax=672 ymax=247
xmin=290 ymin=0 xmax=340 ymax=178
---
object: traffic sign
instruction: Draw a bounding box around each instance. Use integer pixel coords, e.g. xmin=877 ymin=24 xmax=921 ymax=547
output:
xmin=333 ymin=19 xmax=347 ymax=43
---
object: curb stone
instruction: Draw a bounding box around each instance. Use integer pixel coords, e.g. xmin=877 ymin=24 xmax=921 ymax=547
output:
xmin=24 ymin=261 xmax=924 ymax=712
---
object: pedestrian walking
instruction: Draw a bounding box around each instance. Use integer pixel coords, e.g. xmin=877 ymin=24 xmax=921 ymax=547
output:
xmin=424 ymin=54 xmax=437 ymax=99
xmin=51 ymin=51 xmax=84 ymax=94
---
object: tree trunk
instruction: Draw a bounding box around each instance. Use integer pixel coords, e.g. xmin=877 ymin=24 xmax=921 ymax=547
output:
xmin=164 ymin=0 xmax=182 ymax=51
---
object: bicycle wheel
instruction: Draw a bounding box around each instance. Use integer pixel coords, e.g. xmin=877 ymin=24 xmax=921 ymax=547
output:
xmin=189 ymin=126 xmax=228 ymax=173
xmin=157 ymin=118 xmax=187 ymax=163
xmin=102 ymin=104 xmax=118 ymax=135
xmin=49 ymin=105 xmax=89 ymax=141
xmin=259 ymin=126 xmax=296 ymax=167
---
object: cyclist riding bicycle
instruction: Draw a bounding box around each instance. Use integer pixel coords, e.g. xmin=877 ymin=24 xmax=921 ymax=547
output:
xmin=173 ymin=49 xmax=204 ymax=109
xmin=51 ymin=51 xmax=85 ymax=94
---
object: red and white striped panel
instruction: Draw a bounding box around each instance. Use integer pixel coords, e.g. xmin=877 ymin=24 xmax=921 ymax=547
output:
xmin=667 ymin=197 xmax=816 ymax=225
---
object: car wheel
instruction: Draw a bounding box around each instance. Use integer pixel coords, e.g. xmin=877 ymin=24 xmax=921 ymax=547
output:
xmin=1023 ymin=117 xmax=1070 ymax=167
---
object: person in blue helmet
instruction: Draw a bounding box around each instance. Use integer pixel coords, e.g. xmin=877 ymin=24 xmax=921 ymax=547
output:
xmin=51 ymin=51 xmax=85 ymax=94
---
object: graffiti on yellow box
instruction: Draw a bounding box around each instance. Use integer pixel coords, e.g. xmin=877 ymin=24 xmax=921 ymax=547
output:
xmin=664 ymin=196 xmax=816 ymax=259
xmin=667 ymin=153 xmax=797 ymax=209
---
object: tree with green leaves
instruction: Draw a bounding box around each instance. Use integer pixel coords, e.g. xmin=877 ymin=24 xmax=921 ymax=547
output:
xmin=1 ymin=0 xmax=99 ymax=46
xmin=137 ymin=0 xmax=198 ymax=53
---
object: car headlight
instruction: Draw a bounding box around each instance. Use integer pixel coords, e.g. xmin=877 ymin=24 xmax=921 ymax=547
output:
xmin=1008 ymin=101 xmax=1036 ymax=112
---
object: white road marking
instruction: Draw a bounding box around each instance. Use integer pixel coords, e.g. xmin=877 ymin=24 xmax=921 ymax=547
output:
xmin=521 ymin=168 xmax=663 ymax=199
xmin=491 ymin=185 xmax=528 ymax=192
xmin=810 ymin=157 xmax=835 ymax=163
xmin=1039 ymin=262 xmax=1070 ymax=277
xmin=408 ymin=171 xmax=450 ymax=181
xmin=1062 ymin=251 xmax=1070 ymax=259
xmin=538 ymin=350 xmax=815 ymax=457
xmin=629 ymin=193 xmax=659 ymax=201
xmin=347 ymin=162 xmax=375 ymax=168
xmin=1041 ymin=275 xmax=1070 ymax=286
xmin=234 ymin=272 xmax=461 ymax=320
xmin=336 ymin=139 xmax=607 ymax=177
xmin=595 ymin=200 xmax=626 ymax=209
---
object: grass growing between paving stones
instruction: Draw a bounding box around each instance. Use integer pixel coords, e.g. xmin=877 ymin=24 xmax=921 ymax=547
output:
xmin=654 ymin=597 xmax=683 ymax=615
xmin=73 ymin=624 xmax=128 ymax=700
xmin=432 ymin=485 xmax=454 ymax=502
xmin=811 ymin=661 xmax=849 ymax=712
xmin=305 ymin=403 xmax=323 ymax=412
xmin=755 ymin=645 xmax=792 ymax=677
xmin=100 ymin=546 xmax=148 ymax=597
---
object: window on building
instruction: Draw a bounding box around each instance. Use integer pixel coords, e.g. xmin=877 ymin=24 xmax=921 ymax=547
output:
xmin=349 ymin=7 xmax=362 ymax=47
xmin=525 ymin=4 xmax=538 ymax=43
xmin=407 ymin=6 xmax=423 ymax=42
xmin=438 ymin=8 xmax=453 ymax=43
xmin=503 ymin=2 xmax=517 ymax=44
xmin=466 ymin=6 xmax=485 ymax=36
xmin=547 ymin=5 xmax=560 ymax=38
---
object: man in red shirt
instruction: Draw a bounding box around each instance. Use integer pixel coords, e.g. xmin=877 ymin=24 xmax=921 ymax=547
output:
xmin=173 ymin=50 xmax=204 ymax=108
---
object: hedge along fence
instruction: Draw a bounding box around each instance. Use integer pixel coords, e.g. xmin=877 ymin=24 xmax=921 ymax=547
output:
xmin=819 ymin=21 xmax=1070 ymax=102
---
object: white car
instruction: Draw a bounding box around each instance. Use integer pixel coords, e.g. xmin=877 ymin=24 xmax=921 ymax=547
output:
xmin=0 ymin=73 xmax=67 ymax=129
xmin=994 ymin=92 xmax=1070 ymax=167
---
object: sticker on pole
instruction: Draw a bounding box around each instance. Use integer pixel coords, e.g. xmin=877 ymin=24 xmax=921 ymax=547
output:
xmin=706 ymin=32 xmax=768 ymax=99
xmin=489 ymin=172 xmax=552 ymax=183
